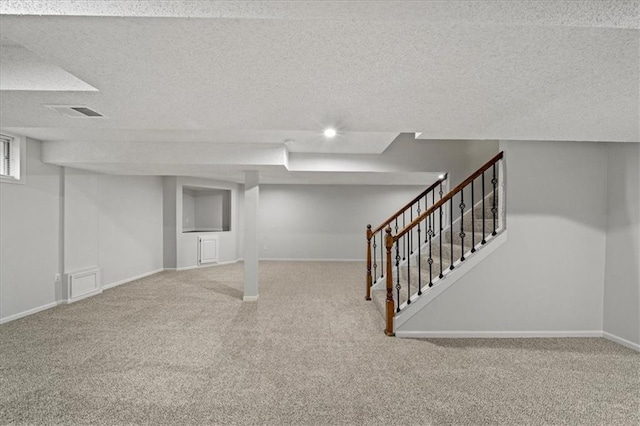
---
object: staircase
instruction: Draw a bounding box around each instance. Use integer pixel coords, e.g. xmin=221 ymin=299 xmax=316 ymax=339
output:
xmin=365 ymin=152 xmax=505 ymax=336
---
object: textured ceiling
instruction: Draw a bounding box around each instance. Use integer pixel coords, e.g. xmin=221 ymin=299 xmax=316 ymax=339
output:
xmin=0 ymin=1 xmax=638 ymax=183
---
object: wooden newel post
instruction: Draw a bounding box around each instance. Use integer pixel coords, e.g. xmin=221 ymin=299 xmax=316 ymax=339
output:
xmin=366 ymin=225 xmax=373 ymax=301
xmin=384 ymin=227 xmax=395 ymax=336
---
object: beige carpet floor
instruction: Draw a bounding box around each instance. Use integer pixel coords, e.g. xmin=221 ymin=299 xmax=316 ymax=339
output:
xmin=1 ymin=261 xmax=638 ymax=425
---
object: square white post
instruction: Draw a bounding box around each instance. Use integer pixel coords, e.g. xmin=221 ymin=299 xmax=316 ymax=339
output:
xmin=243 ymin=171 xmax=259 ymax=301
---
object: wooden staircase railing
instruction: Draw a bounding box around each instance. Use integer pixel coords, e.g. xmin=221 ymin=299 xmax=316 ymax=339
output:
xmin=373 ymin=152 xmax=505 ymax=336
xmin=365 ymin=174 xmax=448 ymax=301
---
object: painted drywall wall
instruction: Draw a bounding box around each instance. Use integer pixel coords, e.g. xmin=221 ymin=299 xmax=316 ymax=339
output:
xmin=400 ymin=140 xmax=608 ymax=334
xmin=258 ymin=184 xmax=428 ymax=260
xmin=182 ymin=189 xmax=196 ymax=231
xmin=603 ymin=143 xmax=640 ymax=345
xmin=0 ymin=138 xmax=62 ymax=321
xmin=64 ymin=168 xmax=99 ymax=274
xmin=194 ymin=191 xmax=229 ymax=231
xmin=163 ymin=177 xmax=177 ymax=269
xmin=175 ymin=177 xmax=241 ymax=268
xmin=97 ymin=175 xmax=163 ymax=286
xmin=64 ymin=170 xmax=164 ymax=290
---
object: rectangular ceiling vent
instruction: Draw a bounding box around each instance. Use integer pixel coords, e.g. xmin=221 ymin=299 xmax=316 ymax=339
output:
xmin=43 ymin=104 xmax=105 ymax=118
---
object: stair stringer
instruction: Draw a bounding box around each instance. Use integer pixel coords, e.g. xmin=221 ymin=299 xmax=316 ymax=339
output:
xmin=393 ymin=230 xmax=508 ymax=332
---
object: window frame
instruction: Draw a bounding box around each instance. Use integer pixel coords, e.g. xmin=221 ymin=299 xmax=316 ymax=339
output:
xmin=0 ymin=131 xmax=26 ymax=185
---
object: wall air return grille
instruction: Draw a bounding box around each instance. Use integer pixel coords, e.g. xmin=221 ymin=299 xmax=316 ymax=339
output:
xmin=43 ymin=104 xmax=105 ymax=118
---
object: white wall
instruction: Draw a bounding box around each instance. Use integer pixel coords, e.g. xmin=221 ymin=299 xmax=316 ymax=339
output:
xmin=163 ymin=177 xmax=177 ymax=269
xmin=64 ymin=171 xmax=164 ymax=290
xmin=97 ymin=175 xmax=164 ymax=286
xmin=0 ymin=138 xmax=62 ymax=321
xmin=182 ymin=189 xmax=195 ymax=231
xmin=400 ymin=140 xmax=608 ymax=334
xmin=258 ymin=184 xmax=428 ymax=260
xmin=603 ymin=143 xmax=640 ymax=345
xmin=175 ymin=177 xmax=241 ymax=268
xmin=64 ymin=168 xmax=99 ymax=274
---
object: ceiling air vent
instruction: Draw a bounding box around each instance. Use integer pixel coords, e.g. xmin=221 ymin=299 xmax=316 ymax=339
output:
xmin=43 ymin=104 xmax=105 ymax=118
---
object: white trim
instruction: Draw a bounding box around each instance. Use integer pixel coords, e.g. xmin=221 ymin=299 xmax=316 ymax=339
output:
xmin=603 ymin=332 xmax=640 ymax=352
xmin=0 ymin=301 xmax=59 ymax=324
xmin=174 ymin=259 xmax=242 ymax=271
xmin=62 ymin=288 xmax=102 ymax=304
xmin=66 ymin=267 xmax=101 ymax=301
xmin=259 ymin=258 xmax=364 ymax=262
xmin=243 ymin=295 xmax=259 ymax=302
xmin=102 ymin=268 xmax=164 ymax=290
xmin=395 ymin=330 xmax=603 ymax=339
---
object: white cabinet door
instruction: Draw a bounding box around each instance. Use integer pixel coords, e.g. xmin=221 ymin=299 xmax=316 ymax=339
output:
xmin=199 ymin=237 xmax=218 ymax=265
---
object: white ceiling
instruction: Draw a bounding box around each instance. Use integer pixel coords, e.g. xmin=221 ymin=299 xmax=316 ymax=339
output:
xmin=0 ymin=1 xmax=638 ymax=183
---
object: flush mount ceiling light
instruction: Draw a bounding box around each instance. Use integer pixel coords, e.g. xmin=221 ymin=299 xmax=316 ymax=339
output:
xmin=323 ymin=128 xmax=337 ymax=138
xmin=438 ymin=174 xmax=445 ymax=179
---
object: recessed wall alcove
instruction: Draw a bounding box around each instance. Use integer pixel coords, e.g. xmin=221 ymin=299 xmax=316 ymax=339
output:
xmin=182 ymin=186 xmax=231 ymax=233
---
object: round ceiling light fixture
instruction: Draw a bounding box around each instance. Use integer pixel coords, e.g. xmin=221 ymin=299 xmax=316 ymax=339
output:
xmin=324 ymin=128 xmax=337 ymax=138
xmin=438 ymin=174 xmax=445 ymax=179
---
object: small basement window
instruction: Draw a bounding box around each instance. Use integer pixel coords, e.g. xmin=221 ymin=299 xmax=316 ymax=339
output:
xmin=0 ymin=133 xmax=24 ymax=183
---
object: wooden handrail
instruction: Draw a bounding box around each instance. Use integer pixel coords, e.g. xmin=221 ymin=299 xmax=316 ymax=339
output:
xmin=371 ymin=174 xmax=448 ymax=234
xmin=394 ymin=151 xmax=504 ymax=241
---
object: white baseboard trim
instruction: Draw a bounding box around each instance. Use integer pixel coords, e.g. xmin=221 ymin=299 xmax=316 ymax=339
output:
xmin=0 ymin=301 xmax=60 ymax=325
xmin=243 ymin=295 xmax=259 ymax=302
xmin=259 ymin=258 xmax=364 ymax=262
xmin=395 ymin=330 xmax=603 ymax=339
xmin=102 ymin=268 xmax=165 ymax=290
xmin=174 ymin=259 xmax=242 ymax=271
xmin=603 ymin=332 xmax=640 ymax=352
xmin=62 ymin=288 xmax=103 ymax=304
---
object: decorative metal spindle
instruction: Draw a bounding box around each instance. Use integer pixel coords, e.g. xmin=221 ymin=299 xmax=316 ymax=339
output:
xmin=395 ymin=242 xmax=401 ymax=313
xmin=410 ymin=205 xmax=414 ymax=255
xmin=459 ymin=189 xmax=466 ymax=262
xmin=372 ymin=234 xmax=377 ymax=282
xmin=449 ymin=198 xmax=454 ymax=270
xmin=417 ymin=218 xmax=422 ymax=295
xmin=428 ymin=213 xmax=434 ymax=287
xmin=380 ymin=230 xmax=384 ymax=279
xmin=492 ymin=163 xmax=498 ymax=236
xmin=402 ymin=213 xmax=406 ymax=261
xmin=439 ymin=205 xmax=444 ymax=278
xmin=406 ymin=235 xmax=411 ymax=305
xmin=481 ymin=171 xmax=487 ymax=244
xmin=439 ymin=181 xmax=443 ymax=200
xmin=471 ymin=180 xmax=476 ymax=253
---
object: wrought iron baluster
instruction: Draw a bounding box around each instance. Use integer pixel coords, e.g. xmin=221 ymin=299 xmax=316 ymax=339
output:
xmin=471 ymin=180 xmax=476 ymax=253
xmin=380 ymin=230 xmax=384 ymax=280
xmin=459 ymin=188 xmax=466 ymax=262
xmin=406 ymin=234 xmax=411 ymax=305
xmin=428 ymin=212 xmax=434 ymax=287
xmin=372 ymin=234 xmax=377 ymax=282
xmin=481 ymin=171 xmax=487 ymax=244
xmin=417 ymin=217 xmax=422 ymax=295
xmin=449 ymin=198 xmax=454 ymax=270
xmin=402 ymin=213 xmax=406 ymax=261
xmin=410 ymin=202 xmax=415 ymax=255
xmin=439 ymin=205 xmax=444 ymax=279
xmin=492 ymin=163 xmax=498 ymax=236
xmin=395 ymin=242 xmax=401 ymax=313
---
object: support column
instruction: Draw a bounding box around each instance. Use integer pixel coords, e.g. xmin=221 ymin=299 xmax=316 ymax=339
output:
xmin=243 ymin=171 xmax=259 ymax=301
